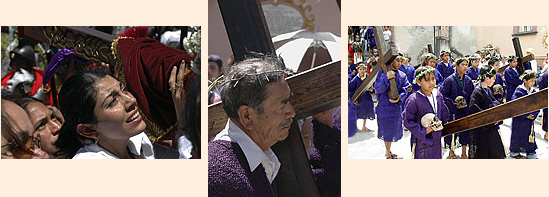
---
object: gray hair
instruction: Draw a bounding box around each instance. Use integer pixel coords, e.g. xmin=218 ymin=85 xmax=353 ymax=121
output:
xmin=220 ymin=54 xmax=286 ymax=120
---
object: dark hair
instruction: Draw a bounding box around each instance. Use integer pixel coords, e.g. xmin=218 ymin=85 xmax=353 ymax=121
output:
xmin=507 ymin=56 xmax=517 ymax=62
xmin=208 ymin=55 xmax=223 ymax=69
xmin=478 ymin=65 xmax=496 ymax=81
xmin=520 ymin=70 xmax=538 ymax=81
xmin=1 ymin=89 xmax=19 ymax=105
xmin=414 ymin=66 xmax=436 ymax=82
xmin=454 ymin=57 xmax=468 ymax=67
xmin=54 ymin=70 xmax=110 ymax=158
xmin=487 ymin=58 xmax=500 ymax=66
xmin=180 ymin=74 xmax=201 ymax=158
xmin=20 ymin=97 xmax=44 ymax=110
xmin=220 ymin=53 xmax=286 ymax=120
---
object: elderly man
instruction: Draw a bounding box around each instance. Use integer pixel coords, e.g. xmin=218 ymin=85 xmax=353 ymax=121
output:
xmin=208 ymin=55 xmax=296 ymax=196
xmin=1 ymin=91 xmax=49 ymax=159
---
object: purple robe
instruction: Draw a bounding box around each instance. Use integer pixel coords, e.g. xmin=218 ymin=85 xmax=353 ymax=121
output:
xmin=309 ymin=119 xmax=341 ymax=197
xmin=208 ymin=140 xmax=277 ymax=196
xmin=402 ymin=90 xmax=450 ymax=159
xmin=468 ymin=86 xmax=505 ymax=159
xmin=494 ymin=72 xmax=504 ymax=88
xmin=399 ymin=64 xmax=416 ymax=85
xmin=504 ymin=67 xmax=522 ymax=102
xmin=442 ymin=72 xmax=474 ymax=146
xmin=510 ymin=87 xmax=540 ymax=154
xmin=349 ymin=74 xmax=375 ymax=119
xmin=436 ymin=61 xmax=454 ymax=79
xmin=348 ymin=64 xmax=357 ymax=82
xmin=348 ymin=100 xmax=358 ymax=137
xmin=466 ymin=67 xmax=479 ymax=81
xmin=374 ymin=69 xmax=410 ymax=142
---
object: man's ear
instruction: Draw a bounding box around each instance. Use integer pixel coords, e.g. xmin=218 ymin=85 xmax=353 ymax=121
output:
xmin=76 ymin=123 xmax=98 ymax=139
xmin=237 ymin=105 xmax=254 ymax=130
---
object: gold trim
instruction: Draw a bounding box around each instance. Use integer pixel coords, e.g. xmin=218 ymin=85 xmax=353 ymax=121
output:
xmin=260 ymin=0 xmax=315 ymax=32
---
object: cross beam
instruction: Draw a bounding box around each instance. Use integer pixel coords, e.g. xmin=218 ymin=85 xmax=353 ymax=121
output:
xmin=441 ymin=88 xmax=548 ymax=137
xmin=512 ymin=37 xmax=534 ymax=75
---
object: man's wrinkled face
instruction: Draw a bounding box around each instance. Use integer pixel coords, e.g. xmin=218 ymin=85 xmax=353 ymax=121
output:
xmin=249 ymin=80 xmax=296 ymax=146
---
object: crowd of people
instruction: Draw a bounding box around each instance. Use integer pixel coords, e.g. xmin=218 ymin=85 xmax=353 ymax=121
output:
xmin=348 ymin=34 xmax=549 ymax=159
xmin=1 ymin=26 xmax=201 ymax=159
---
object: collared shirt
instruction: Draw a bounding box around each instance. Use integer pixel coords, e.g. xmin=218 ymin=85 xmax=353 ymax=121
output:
xmin=517 ymin=84 xmax=535 ymax=94
xmin=213 ymin=119 xmax=281 ymax=184
xmin=73 ymin=132 xmax=155 ymax=159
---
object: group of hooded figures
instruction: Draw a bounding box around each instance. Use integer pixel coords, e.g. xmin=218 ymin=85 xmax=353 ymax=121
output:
xmin=348 ymin=50 xmax=548 ymax=159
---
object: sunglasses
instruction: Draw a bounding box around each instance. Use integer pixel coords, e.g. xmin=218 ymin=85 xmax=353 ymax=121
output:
xmin=1 ymin=133 xmax=40 ymax=159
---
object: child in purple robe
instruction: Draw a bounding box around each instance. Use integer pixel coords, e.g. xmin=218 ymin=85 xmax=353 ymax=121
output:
xmin=466 ymin=54 xmax=481 ymax=82
xmin=538 ymin=72 xmax=548 ymax=140
xmin=349 ymin=63 xmax=375 ymax=131
xmin=487 ymin=58 xmax=504 ymax=88
xmin=374 ymin=56 xmax=411 ymax=159
xmin=509 ymin=70 xmax=540 ymax=159
xmin=468 ymin=65 xmax=506 ymax=159
xmin=402 ymin=66 xmax=450 ymax=159
xmin=504 ymin=56 xmax=522 ymax=102
xmin=436 ymin=50 xmax=454 ymax=79
xmin=442 ymin=58 xmax=475 ymax=159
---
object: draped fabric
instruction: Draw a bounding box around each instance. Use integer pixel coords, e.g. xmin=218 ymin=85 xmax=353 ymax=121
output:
xmin=114 ymin=37 xmax=195 ymax=141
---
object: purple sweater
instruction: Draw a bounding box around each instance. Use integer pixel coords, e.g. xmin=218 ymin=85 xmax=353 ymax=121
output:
xmin=208 ymin=140 xmax=277 ymax=196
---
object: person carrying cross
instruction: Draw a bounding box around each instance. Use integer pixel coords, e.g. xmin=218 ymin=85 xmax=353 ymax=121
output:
xmin=208 ymin=54 xmax=296 ymax=196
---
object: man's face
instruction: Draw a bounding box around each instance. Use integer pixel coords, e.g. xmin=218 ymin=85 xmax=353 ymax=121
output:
xmin=348 ymin=58 xmax=353 ymax=66
xmin=442 ymin=53 xmax=449 ymax=62
xmin=249 ymin=80 xmax=296 ymax=147
xmin=472 ymin=59 xmax=480 ymax=68
xmin=456 ymin=60 xmax=469 ymax=76
xmin=1 ymin=101 xmax=36 ymax=159
xmin=25 ymin=102 xmax=64 ymax=156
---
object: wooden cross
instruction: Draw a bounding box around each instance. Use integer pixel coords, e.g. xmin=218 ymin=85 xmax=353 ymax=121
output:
xmin=442 ymin=88 xmax=547 ymax=137
xmin=213 ymin=0 xmax=340 ymax=196
xmin=351 ymin=26 xmax=398 ymax=102
xmin=498 ymin=37 xmax=534 ymax=73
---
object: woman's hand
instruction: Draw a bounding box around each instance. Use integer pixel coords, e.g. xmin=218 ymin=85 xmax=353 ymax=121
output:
xmin=169 ymin=60 xmax=189 ymax=130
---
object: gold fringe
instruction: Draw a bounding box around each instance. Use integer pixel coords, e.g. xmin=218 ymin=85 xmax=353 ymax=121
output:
xmin=529 ymin=124 xmax=535 ymax=143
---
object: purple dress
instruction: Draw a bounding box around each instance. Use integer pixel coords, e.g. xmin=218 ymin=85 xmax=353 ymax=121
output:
xmin=510 ymin=87 xmax=540 ymax=154
xmin=402 ymin=89 xmax=450 ymax=159
xmin=208 ymin=140 xmax=277 ymax=196
xmin=468 ymin=85 xmax=505 ymax=159
xmin=437 ymin=61 xmax=454 ymax=79
xmin=349 ymin=74 xmax=375 ymax=120
xmin=466 ymin=67 xmax=479 ymax=81
xmin=374 ymin=69 xmax=410 ymax=142
xmin=442 ymin=72 xmax=474 ymax=147
xmin=504 ymin=67 xmax=522 ymax=102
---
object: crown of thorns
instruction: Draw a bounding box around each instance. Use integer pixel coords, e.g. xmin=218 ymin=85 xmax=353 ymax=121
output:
xmin=208 ymin=70 xmax=286 ymax=91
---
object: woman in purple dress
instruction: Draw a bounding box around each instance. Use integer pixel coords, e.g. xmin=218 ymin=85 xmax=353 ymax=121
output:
xmin=374 ymin=56 xmax=411 ymax=159
xmin=349 ymin=63 xmax=375 ymax=131
xmin=509 ymin=70 xmax=540 ymax=159
xmin=468 ymin=65 xmax=506 ymax=159
xmin=402 ymin=66 xmax=450 ymax=159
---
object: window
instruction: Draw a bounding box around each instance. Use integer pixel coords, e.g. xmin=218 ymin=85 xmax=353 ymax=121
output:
xmin=513 ymin=26 xmax=538 ymax=36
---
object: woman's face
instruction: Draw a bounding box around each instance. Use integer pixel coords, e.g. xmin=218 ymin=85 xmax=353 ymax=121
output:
xmin=92 ymin=76 xmax=146 ymax=141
